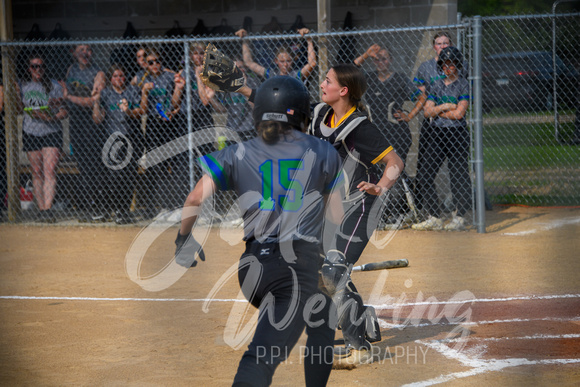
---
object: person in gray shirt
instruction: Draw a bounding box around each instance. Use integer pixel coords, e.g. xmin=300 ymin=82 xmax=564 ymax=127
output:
xmin=17 ymin=54 xmax=68 ymax=222
xmin=412 ymin=47 xmax=471 ymax=231
xmin=93 ymin=64 xmax=149 ymax=224
xmin=63 ymin=44 xmax=107 ymax=222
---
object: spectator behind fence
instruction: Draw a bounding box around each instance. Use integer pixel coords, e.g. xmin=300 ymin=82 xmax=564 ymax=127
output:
xmin=16 ymin=54 xmax=68 ymax=223
xmin=63 ymin=44 xmax=107 ymax=222
xmin=130 ymin=46 xmax=149 ymax=88
xmin=412 ymin=32 xmax=469 ymax=225
xmin=235 ymin=28 xmax=316 ymax=82
xmin=92 ymin=65 xmax=149 ymax=224
xmin=140 ymin=48 xmax=184 ymax=220
xmin=354 ymin=44 xmax=425 ymax=227
xmin=412 ymin=47 xmax=471 ymax=232
xmin=160 ymin=42 xmax=224 ymax=221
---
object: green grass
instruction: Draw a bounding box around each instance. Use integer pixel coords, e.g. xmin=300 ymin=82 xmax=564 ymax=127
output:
xmin=481 ymin=120 xmax=580 ymax=205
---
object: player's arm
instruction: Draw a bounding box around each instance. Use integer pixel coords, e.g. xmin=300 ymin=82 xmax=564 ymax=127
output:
xmin=353 ymin=44 xmax=380 ymax=67
xmin=92 ymin=90 xmax=104 ymax=124
xmin=179 ymin=174 xmax=217 ymax=236
xmin=423 ymin=96 xmax=456 ymax=118
xmin=299 ymin=28 xmax=317 ymax=79
xmin=324 ymin=190 xmax=344 ymax=225
xmin=357 ymin=149 xmax=403 ymax=196
xmin=236 ymin=29 xmax=266 ymax=78
xmin=437 ymin=99 xmax=468 ymax=120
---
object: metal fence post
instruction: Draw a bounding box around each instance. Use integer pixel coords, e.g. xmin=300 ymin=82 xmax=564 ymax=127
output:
xmin=472 ymin=16 xmax=486 ymax=233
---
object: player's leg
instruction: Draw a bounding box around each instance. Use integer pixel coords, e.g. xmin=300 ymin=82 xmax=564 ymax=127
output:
xmin=413 ymin=126 xmax=445 ymax=229
xmin=322 ymin=196 xmax=381 ymax=362
xmin=445 ymin=126 xmax=472 ymax=229
xmin=234 ymin=243 xmax=321 ymax=386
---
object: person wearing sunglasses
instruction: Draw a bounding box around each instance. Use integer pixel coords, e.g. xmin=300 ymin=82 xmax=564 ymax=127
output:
xmin=92 ymin=65 xmax=150 ymax=224
xmin=16 ymin=54 xmax=68 ymax=223
xmin=63 ymin=44 xmax=108 ymax=222
xmin=139 ymin=48 xmax=185 ymax=219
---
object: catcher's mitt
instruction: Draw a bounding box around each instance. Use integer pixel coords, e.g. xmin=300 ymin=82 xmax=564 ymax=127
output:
xmin=201 ymin=43 xmax=245 ymax=92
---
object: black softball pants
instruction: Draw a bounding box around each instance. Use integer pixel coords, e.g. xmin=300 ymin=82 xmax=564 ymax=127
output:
xmin=233 ymin=240 xmax=336 ymax=387
xmin=415 ymin=123 xmax=472 ymax=217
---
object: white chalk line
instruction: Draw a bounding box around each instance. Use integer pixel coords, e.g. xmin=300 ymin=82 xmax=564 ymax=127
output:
xmin=1 ymin=293 xmax=578 ymax=306
xmin=441 ymin=333 xmax=580 ymax=343
xmin=0 ymin=295 xmax=247 ymax=303
xmin=501 ymin=216 xmax=580 ymax=236
xmin=405 ymin=332 xmax=580 ymax=386
xmin=373 ymin=293 xmax=580 ymax=309
xmin=401 ymin=357 xmax=580 ymax=387
xmin=379 ymin=316 xmax=580 ymax=329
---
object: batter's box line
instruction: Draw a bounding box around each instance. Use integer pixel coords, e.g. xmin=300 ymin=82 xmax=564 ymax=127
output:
xmin=440 ymin=333 xmax=580 ymax=344
xmin=407 ymin=339 xmax=580 ymax=387
xmin=372 ymin=293 xmax=580 ymax=310
xmin=378 ymin=316 xmax=580 ymax=329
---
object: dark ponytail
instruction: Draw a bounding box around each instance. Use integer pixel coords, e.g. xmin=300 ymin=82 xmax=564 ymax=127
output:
xmin=256 ymin=121 xmax=293 ymax=144
xmin=331 ymin=63 xmax=367 ymax=110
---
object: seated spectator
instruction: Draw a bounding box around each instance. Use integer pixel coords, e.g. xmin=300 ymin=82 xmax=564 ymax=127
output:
xmin=16 ymin=54 xmax=68 ymax=222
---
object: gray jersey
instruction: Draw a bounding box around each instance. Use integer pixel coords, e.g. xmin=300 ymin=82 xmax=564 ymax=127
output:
xmin=66 ymin=63 xmax=101 ymax=120
xmin=427 ymin=77 xmax=470 ymax=128
xmin=199 ymin=130 xmax=343 ymax=243
xmin=145 ymin=70 xmax=175 ymax=120
xmin=20 ymin=80 xmax=64 ymax=136
xmin=99 ymin=86 xmax=141 ymax=135
xmin=414 ymin=58 xmax=469 ymax=90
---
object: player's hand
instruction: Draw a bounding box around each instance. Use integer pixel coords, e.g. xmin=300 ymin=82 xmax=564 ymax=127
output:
xmin=235 ymin=28 xmax=247 ymax=38
xmin=175 ymin=232 xmax=206 ymax=268
xmin=357 ymin=181 xmax=388 ymax=196
xmin=393 ymin=110 xmax=411 ymax=122
xmin=367 ymin=44 xmax=381 ymax=58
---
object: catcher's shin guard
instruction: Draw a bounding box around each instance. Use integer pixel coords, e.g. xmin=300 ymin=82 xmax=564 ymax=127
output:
xmin=364 ymin=306 xmax=381 ymax=342
xmin=320 ymin=250 xmax=350 ymax=295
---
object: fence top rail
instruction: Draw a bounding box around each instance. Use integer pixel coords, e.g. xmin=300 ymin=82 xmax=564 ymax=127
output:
xmin=0 ymin=22 xmax=471 ymax=47
xmin=480 ymin=12 xmax=580 ymax=22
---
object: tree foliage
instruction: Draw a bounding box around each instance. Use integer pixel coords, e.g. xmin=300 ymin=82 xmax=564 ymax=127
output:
xmin=459 ymin=0 xmax=580 ymax=17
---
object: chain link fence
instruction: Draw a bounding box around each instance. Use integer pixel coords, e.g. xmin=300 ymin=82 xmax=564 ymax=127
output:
xmin=1 ymin=12 xmax=579 ymax=228
xmin=478 ymin=13 xmax=580 ymax=207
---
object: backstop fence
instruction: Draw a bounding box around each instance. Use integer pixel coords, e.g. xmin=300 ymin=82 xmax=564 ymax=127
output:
xmin=1 ymin=12 xmax=579 ymax=229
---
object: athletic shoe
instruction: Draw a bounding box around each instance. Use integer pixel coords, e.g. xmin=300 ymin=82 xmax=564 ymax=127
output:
xmin=114 ymin=211 xmax=136 ymax=225
xmin=411 ymin=216 xmax=443 ymax=231
xmin=38 ymin=209 xmax=56 ymax=223
xmin=166 ymin=210 xmax=182 ymax=223
xmin=91 ymin=211 xmax=107 ymax=222
xmin=332 ymin=346 xmax=374 ymax=370
xmin=444 ymin=215 xmax=466 ymax=231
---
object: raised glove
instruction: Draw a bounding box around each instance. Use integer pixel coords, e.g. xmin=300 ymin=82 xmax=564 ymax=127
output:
xmin=201 ymin=43 xmax=245 ymax=92
xmin=175 ymin=232 xmax=206 ymax=268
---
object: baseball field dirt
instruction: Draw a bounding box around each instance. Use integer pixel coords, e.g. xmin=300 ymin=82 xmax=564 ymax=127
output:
xmin=0 ymin=205 xmax=578 ymax=386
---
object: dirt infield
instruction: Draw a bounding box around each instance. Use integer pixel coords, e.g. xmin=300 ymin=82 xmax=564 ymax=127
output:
xmin=0 ymin=206 xmax=579 ymax=386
